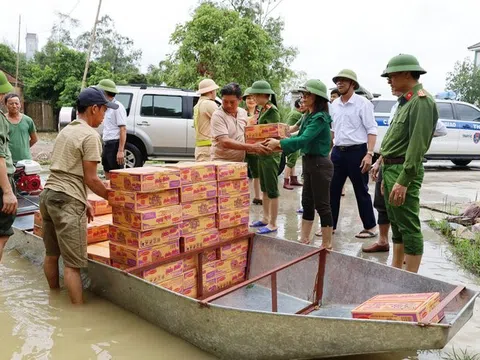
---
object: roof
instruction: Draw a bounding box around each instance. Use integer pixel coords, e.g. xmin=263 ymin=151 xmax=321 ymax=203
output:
xmin=467 ymin=42 xmax=480 ymax=51
xmin=0 ymin=67 xmax=24 ymax=87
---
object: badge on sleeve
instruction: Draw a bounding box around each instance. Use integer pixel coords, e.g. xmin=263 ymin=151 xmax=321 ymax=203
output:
xmin=417 ymin=89 xmax=426 ymax=97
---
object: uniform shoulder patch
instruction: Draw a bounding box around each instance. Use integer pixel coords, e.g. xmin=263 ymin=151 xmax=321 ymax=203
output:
xmin=405 ymin=91 xmax=413 ymax=101
xmin=417 ymin=89 xmax=426 ymax=97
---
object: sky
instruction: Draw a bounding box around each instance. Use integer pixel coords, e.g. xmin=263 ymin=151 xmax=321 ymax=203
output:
xmin=1 ymin=0 xmax=479 ymax=98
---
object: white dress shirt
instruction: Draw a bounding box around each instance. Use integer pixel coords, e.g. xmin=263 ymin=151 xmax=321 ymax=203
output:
xmin=331 ymin=93 xmax=378 ymax=146
xmin=103 ymin=98 xmax=127 ymax=141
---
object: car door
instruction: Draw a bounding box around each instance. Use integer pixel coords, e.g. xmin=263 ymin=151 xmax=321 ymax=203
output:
xmin=454 ymin=102 xmax=480 ymax=155
xmin=135 ymin=93 xmax=187 ymax=155
xmin=186 ymin=95 xmax=197 ymax=155
xmin=427 ymin=102 xmax=459 ymax=155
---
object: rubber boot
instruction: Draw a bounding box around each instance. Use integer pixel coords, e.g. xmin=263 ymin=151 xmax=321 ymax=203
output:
xmin=300 ymin=219 xmax=314 ymax=244
xmin=283 ymin=178 xmax=294 ymax=190
xmin=290 ymin=176 xmax=303 ymax=186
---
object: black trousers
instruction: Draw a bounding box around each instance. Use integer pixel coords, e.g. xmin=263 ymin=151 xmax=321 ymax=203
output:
xmin=301 ymin=155 xmax=333 ymax=227
xmin=102 ymin=140 xmax=122 ymax=173
xmin=374 ymin=167 xmax=390 ymax=225
xmin=330 ymin=144 xmax=376 ymax=230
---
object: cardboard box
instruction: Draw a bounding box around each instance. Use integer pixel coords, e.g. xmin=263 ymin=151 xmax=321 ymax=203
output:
xmin=203 ymin=278 xmax=217 ymax=294
xmin=217 ymin=179 xmax=249 ymax=197
xmin=183 ymin=254 xmax=197 ymax=271
xmin=87 ymin=215 xmax=112 ymax=244
xmin=220 ymin=238 xmax=249 ymax=260
xmin=218 ymin=194 xmax=250 ymax=212
xmin=108 ymin=224 xmax=179 ymax=249
xmin=216 ymin=268 xmax=246 ymax=290
xmin=34 ymin=210 xmax=42 ymax=227
xmin=351 ymin=292 xmax=444 ymax=323
xmin=142 ymin=259 xmax=184 ymax=284
xmin=202 ymin=261 xmax=217 ymax=282
xmin=33 ymin=225 xmax=43 ymax=237
xmin=108 ymin=189 xmax=179 ymax=211
xmin=180 ymin=214 xmax=216 ymax=236
xmin=183 ymin=268 xmax=198 ymax=288
xmin=88 ymin=193 xmax=112 ymax=216
xmin=202 ymin=249 xmax=217 ymax=262
xmin=216 ymin=208 xmax=250 ymax=229
xmin=112 ymin=205 xmax=182 ymax=231
xmin=180 ymin=181 xmax=217 ymax=203
xmin=158 ymin=274 xmax=184 ymax=293
xmin=111 ymin=260 xmax=128 ymax=270
xmin=216 ymin=252 xmax=248 ymax=275
xmin=165 ymin=162 xmax=217 ymax=185
xmin=103 ymin=180 xmax=111 ymax=189
xmin=109 ymin=240 xmax=180 ymax=267
xmin=245 ymin=123 xmax=289 ymax=139
xmin=218 ymin=224 xmax=250 ymax=242
xmin=182 ymin=285 xmax=198 ymax=299
xmin=110 ymin=167 xmax=181 ymax=192
xmin=87 ymin=241 xmax=111 ymax=265
xmin=180 ymin=229 xmax=219 ymax=252
xmin=181 ymin=199 xmax=217 ymax=220
xmin=213 ymin=162 xmax=248 ymax=181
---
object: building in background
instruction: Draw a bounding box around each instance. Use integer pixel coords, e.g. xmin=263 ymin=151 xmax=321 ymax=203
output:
xmin=25 ymin=33 xmax=38 ymax=60
xmin=468 ymin=42 xmax=480 ymax=67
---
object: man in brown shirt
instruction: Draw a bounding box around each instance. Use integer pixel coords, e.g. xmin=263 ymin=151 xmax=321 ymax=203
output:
xmin=40 ymin=87 xmax=117 ymax=304
xmin=211 ymin=83 xmax=270 ymax=161
xmin=194 ymin=79 xmax=219 ymax=161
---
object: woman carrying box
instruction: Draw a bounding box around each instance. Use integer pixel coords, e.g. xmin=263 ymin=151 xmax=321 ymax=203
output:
xmin=242 ymin=87 xmax=262 ymax=205
xmin=249 ymin=80 xmax=282 ymax=235
xmin=264 ymin=79 xmax=334 ymax=249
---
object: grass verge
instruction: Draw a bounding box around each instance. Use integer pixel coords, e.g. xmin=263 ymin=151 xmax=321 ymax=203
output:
xmin=428 ymin=219 xmax=480 ymax=277
xmin=442 ymin=347 xmax=480 ymax=360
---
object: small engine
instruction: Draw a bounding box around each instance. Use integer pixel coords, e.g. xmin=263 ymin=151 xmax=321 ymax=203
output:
xmin=14 ymin=160 xmax=43 ymax=194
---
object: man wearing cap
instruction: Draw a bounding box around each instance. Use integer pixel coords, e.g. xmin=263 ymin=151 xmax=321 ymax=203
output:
xmin=40 ymin=87 xmax=117 ymax=304
xmin=379 ymin=54 xmax=438 ymax=273
xmin=194 ymin=79 xmax=219 ymax=161
xmin=0 ymin=71 xmax=17 ymax=262
xmin=96 ymin=79 xmax=127 ymax=178
xmin=330 ymin=69 xmax=378 ymax=239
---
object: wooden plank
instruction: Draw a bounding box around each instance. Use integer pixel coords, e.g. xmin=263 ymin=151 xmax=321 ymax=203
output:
xmin=419 ymin=285 xmax=465 ymax=326
xmin=271 ymin=273 xmax=278 ymax=312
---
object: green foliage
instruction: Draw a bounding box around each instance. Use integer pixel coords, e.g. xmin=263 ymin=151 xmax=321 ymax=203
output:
xmin=446 ymin=58 xmax=480 ymax=105
xmin=442 ymin=347 xmax=480 ymax=360
xmin=0 ymin=43 xmax=18 ymax=74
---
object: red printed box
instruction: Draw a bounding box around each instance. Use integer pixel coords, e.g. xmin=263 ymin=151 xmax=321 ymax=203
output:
xmin=180 ymin=214 xmax=216 ymax=236
xmin=109 ymin=240 xmax=180 ymax=267
xmin=180 ymin=181 xmax=217 ymax=203
xmin=142 ymin=259 xmax=184 ymax=284
xmin=213 ymin=161 xmax=248 ymax=181
xmin=245 ymin=123 xmax=289 ymax=139
xmin=111 ymin=260 xmax=128 ymax=270
xmin=108 ymin=189 xmax=179 ymax=211
xmin=218 ymin=194 xmax=250 ymax=212
xmin=164 ymin=162 xmax=217 ymax=184
xmin=181 ymin=198 xmax=217 ymax=220
xmin=34 ymin=210 xmax=43 ymax=227
xmin=87 ymin=214 xmax=112 ymax=244
xmin=108 ymin=224 xmax=179 ymax=249
xmin=110 ymin=167 xmax=181 ymax=192
xmin=183 ymin=268 xmax=198 ymax=288
xmin=180 ymin=229 xmax=219 ymax=252
xmin=87 ymin=241 xmax=111 ymax=265
xmin=216 ymin=208 xmax=249 ymax=229
xmin=220 ymin=238 xmax=249 ymax=260
xmin=158 ymin=274 xmax=184 ymax=294
xmin=183 ymin=285 xmax=198 ymax=298
xmin=112 ymin=205 xmax=182 ymax=231
xmin=218 ymin=224 xmax=250 ymax=242
xmin=88 ymin=193 xmax=112 ymax=216
xmin=217 ymin=179 xmax=249 ymax=197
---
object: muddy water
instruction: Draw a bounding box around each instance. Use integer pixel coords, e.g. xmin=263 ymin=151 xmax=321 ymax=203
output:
xmin=1 ymin=162 xmax=479 ymax=359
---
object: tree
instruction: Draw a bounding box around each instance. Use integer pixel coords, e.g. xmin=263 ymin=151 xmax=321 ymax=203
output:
xmin=446 ymin=58 xmax=480 ymax=105
xmin=159 ymin=2 xmax=297 ymax=93
xmin=49 ymin=11 xmax=80 ymax=47
xmin=0 ymin=44 xmax=17 ymax=74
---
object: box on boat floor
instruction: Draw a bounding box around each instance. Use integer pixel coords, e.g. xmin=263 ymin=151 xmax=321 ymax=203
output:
xmin=217 ymin=179 xmax=249 ymax=197
xmin=217 ymin=194 xmax=250 ymax=212
xmin=217 ymin=268 xmax=246 ymax=290
xmin=351 ymin=292 xmax=444 ymax=323
xmin=216 ymin=208 xmax=249 ymax=229
xmin=219 ymin=238 xmax=249 ymax=260
xmin=112 ymin=205 xmax=182 ymax=231
xmin=181 ymin=198 xmax=217 ymax=220
xmin=218 ymin=224 xmax=250 ymax=242
xmin=180 ymin=229 xmax=219 ymax=252
xmin=87 ymin=214 xmax=112 ymax=244
xmin=109 ymin=240 xmax=180 ymax=267
xmin=183 ymin=268 xmax=198 ymax=288
xmin=110 ymin=167 xmax=181 ymax=192
xmin=87 ymin=193 xmax=112 ymax=216
xmin=87 ymin=241 xmax=111 ymax=265
xmin=34 ymin=210 xmax=42 ymax=227
xmin=158 ymin=274 xmax=184 ymax=293
xmin=180 ymin=214 xmax=216 ymax=236
xmin=216 ymin=252 xmax=247 ymax=275
xmin=183 ymin=285 xmax=197 ymax=298
xmin=108 ymin=188 xmax=179 ymax=211
xmin=108 ymin=224 xmax=179 ymax=248
xmin=164 ymin=162 xmax=217 ymax=185
xmin=180 ymin=181 xmax=217 ymax=203
xmin=142 ymin=259 xmax=184 ymax=284
xmin=33 ymin=225 xmax=43 ymax=237
xmin=111 ymin=260 xmax=128 ymax=270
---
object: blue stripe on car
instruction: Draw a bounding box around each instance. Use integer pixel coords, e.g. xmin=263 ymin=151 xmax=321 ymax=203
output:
xmin=375 ymin=118 xmax=480 ymax=130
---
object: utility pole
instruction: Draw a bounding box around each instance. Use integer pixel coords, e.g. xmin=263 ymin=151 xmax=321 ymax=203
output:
xmin=81 ymin=0 xmax=102 ymax=90
xmin=15 ymin=15 xmax=21 ymax=89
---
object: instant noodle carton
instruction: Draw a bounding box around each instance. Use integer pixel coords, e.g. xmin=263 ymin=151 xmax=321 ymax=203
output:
xmin=34 ymin=210 xmax=42 ymax=227
xmin=109 ymin=240 xmax=180 ymax=267
xmin=244 ymin=123 xmax=289 ymax=140
xmin=180 ymin=181 xmax=217 ymax=203
xmin=217 ymin=179 xmax=249 ymax=197
xmin=110 ymin=167 xmax=181 ymax=192
xmin=202 ymin=249 xmax=218 ymax=262
xmin=108 ymin=189 xmax=179 ymax=211
xmin=33 ymin=225 xmax=43 ymax=237
xmin=181 ymin=199 xmax=217 ymax=220
xmin=183 ymin=254 xmax=197 ymax=271
xmin=182 ymin=285 xmax=198 ymax=298
xmin=180 ymin=229 xmax=219 ymax=252
xmin=108 ymin=224 xmax=179 ymax=249
xmin=165 ymin=162 xmax=217 ymax=184
xmin=203 ymin=278 xmax=217 ymax=294
xmin=111 ymin=260 xmax=128 ymax=270
xmin=180 ymin=214 xmax=216 ymax=236
xmin=87 ymin=214 xmax=112 ymax=244
xmin=183 ymin=268 xmax=198 ymax=288
xmin=158 ymin=274 xmax=184 ymax=293
xmin=202 ymin=261 xmax=217 ymax=283
xmin=112 ymin=205 xmax=182 ymax=231
xmin=218 ymin=224 xmax=250 ymax=242
xmin=142 ymin=259 xmax=184 ymax=284
xmin=87 ymin=241 xmax=111 ymax=265
xmin=217 ymin=194 xmax=250 ymax=212
xmin=87 ymin=193 xmax=112 ymax=216
xmin=216 ymin=252 xmax=248 ymax=276
xmin=351 ymin=292 xmax=444 ymax=323
xmin=216 ymin=208 xmax=250 ymax=229
xmin=220 ymin=238 xmax=249 ymax=260
xmin=217 ymin=268 xmax=246 ymax=290
xmin=210 ymin=161 xmax=248 ymax=181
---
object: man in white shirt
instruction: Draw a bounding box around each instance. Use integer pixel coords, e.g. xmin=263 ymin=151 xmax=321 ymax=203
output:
xmin=330 ymin=69 xmax=378 ymax=239
xmin=97 ymin=79 xmax=127 ymax=179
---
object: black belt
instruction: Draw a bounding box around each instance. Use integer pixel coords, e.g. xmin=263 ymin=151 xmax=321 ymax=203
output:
xmin=303 ymin=154 xmax=324 ymax=158
xmin=104 ymin=140 xmax=119 ymax=145
xmin=383 ymin=157 xmax=405 ymax=165
xmin=335 ymin=144 xmax=366 ymax=152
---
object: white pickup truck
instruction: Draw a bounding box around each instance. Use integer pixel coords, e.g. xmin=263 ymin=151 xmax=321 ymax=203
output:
xmin=372 ymin=99 xmax=480 ymax=166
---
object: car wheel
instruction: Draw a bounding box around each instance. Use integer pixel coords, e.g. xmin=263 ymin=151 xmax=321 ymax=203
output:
xmin=451 ymin=159 xmax=472 ymax=166
xmin=278 ymin=153 xmax=286 ymax=176
xmin=124 ymin=143 xmax=144 ymax=168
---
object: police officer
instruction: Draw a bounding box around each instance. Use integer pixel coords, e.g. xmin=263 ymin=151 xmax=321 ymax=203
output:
xmin=194 ymin=79 xmax=219 ymax=161
xmin=379 ymin=54 xmax=438 ymax=273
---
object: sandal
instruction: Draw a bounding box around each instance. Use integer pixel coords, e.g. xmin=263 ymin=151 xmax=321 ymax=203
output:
xmin=355 ymin=230 xmax=378 ymax=239
xmin=252 ymin=198 xmax=263 ymax=205
xmin=257 ymin=227 xmax=278 ymax=235
xmin=315 ymin=229 xmax=335 ymax=237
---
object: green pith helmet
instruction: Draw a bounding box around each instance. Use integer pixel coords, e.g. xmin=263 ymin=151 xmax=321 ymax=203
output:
xmin=297 ymin=79 xmax=329 ymax=102
xmin=0 ymin=71 xmax=13 ymax=94
xmin=97 ymin=79 xmax=119 ymax=94
xmin=242 ymin=87 xmax=253 ymax=100
xmin=332 ymin=69 xmax=360 ymax=90
xmin=381 ymin=54 xmax=427 ymax=77
xmin=249 ymin=80 xmax=276 ymax=95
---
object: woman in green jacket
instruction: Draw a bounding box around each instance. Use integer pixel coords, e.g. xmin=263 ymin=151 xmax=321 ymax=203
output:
xmin=265 ymin=79 xmax=334 ymax=249
xmin=249 ymin=80 xmax=281 ymax=235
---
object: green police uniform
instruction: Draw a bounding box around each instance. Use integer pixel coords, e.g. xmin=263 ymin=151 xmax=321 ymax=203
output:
xmin=0 ymin=110 xmax=16 ymax=236
xmin=285 ymin=109 xmax=303 ymax=168
xmin=380 ymin=55 xmax=438 ymax=256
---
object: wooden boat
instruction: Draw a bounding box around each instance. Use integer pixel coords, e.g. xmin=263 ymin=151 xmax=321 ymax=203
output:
xmin=9 ymin=213 xmax=479 ymax=360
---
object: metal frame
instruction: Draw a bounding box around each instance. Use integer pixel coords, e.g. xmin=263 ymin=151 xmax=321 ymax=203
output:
xmin=419 ymin=285 xmax=466 ymax=326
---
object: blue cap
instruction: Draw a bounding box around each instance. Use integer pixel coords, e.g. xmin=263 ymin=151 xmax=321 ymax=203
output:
xmin=77 ymin=87 xmax=119 ymax=109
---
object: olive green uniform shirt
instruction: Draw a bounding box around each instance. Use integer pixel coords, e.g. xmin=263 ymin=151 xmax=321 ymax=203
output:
xmin=285 ymin=109 xmax=302 ymax=126
xmin=380 ymin=84 xmax=438 ymax=187
xmin=0 ymin=111 xmax=14 ymax=175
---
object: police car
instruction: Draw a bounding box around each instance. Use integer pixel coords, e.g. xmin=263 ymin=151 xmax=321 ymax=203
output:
xmin=373 ymin=99 xmax=480 ymax=166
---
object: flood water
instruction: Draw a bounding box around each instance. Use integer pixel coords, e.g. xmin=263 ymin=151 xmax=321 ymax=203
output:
xmin=1 ymin=162 xmax=479 ymax=359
